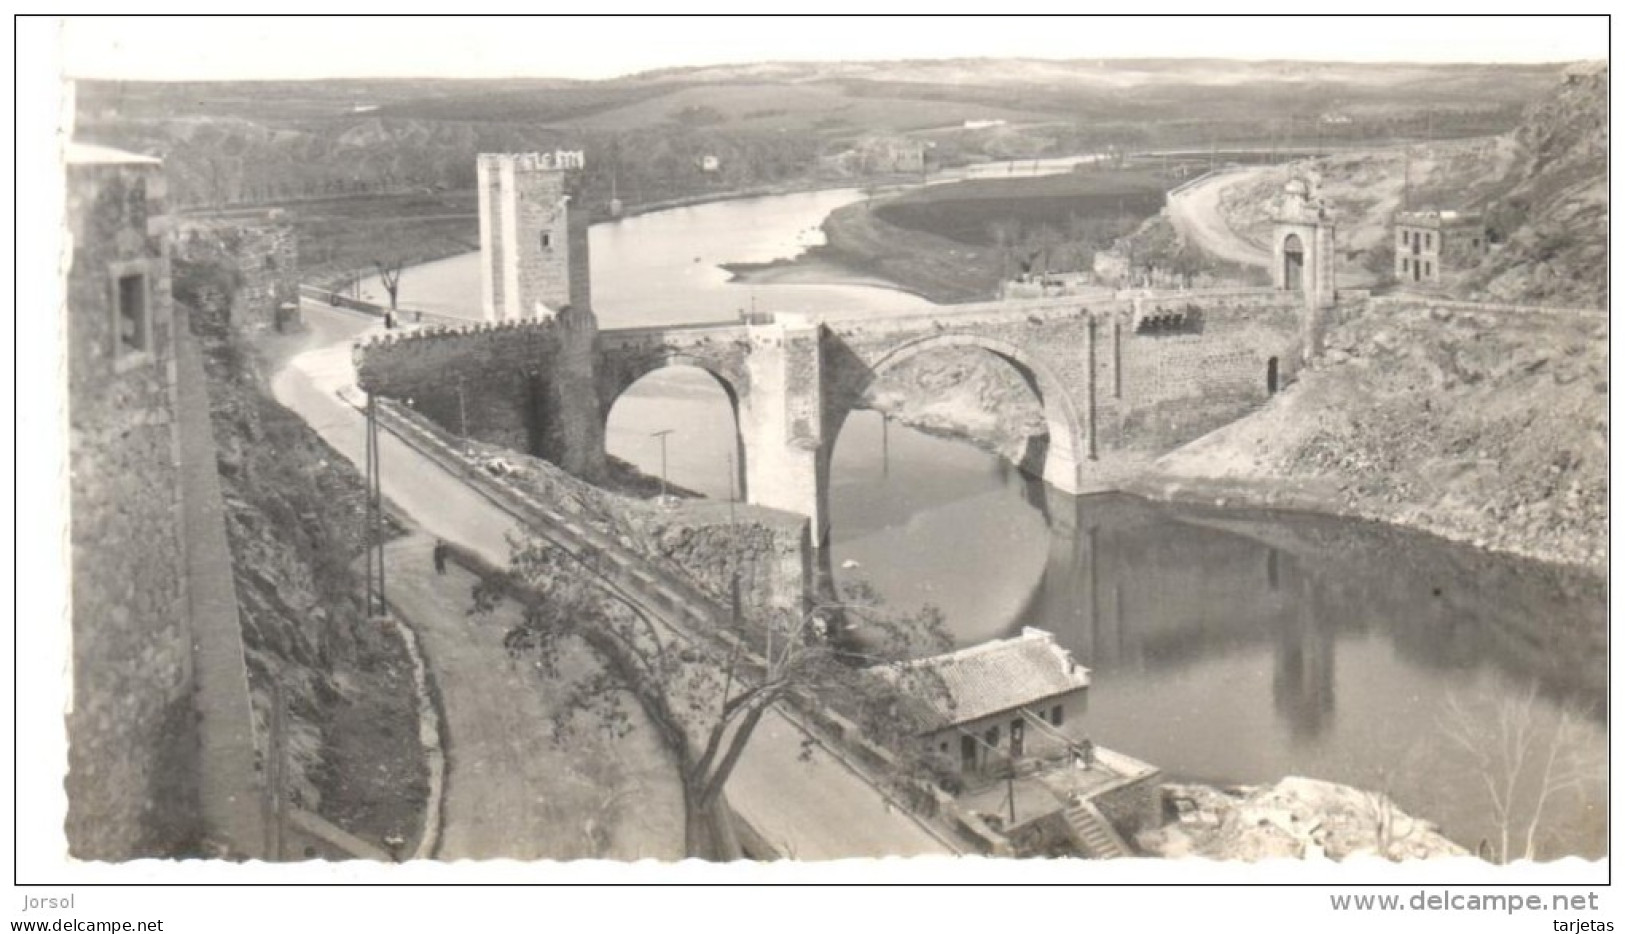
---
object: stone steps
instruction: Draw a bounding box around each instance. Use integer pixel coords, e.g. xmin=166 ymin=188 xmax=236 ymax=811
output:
xmin=1063 ymin=800 xmax=1131 ymax=859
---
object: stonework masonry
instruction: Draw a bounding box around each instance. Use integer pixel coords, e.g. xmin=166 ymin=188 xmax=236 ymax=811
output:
xmin=477 ymin=154 xmax=591 ymax=322
xmin=357 ymin=153 xmax=1314 ymax=551
xmin=355 ymin=315 xmax=605 ymax=478
xmin=64 ymin=147 xmax=197 ymax=859
xmin=363 ymin=290 xmax=1305 ymax=549
xmin=468 ymin=153 xmax=602 ymax=476
xmin=173 ymin=217 xmax=300 ymax=332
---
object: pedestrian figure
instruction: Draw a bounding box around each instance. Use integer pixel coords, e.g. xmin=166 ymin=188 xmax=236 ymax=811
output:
xmin=432 ymin=539 xmax=447 ymax=575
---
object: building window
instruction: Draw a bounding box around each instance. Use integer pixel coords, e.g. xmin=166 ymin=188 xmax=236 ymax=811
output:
xmin=1472 ymin=237 xmax=1481 ymax=250
xmin=115 ymin=268 xmax=150 ymax=358
xmin=1424 ymin=261 xmax=1432 ymax=277
xmin=1401 ymin=258 xmax=1409 ymax=272
xmin=1051 ymin=704 xmax=1064 ymax=726
xmin=985 ymin=726 xmax=1000 ymax=750
xmin=1425 ymin=232 xmax=1434 ymax=250
xmin=1401 ymin=230 xmax=1410 ymax=245
xmin=540 ymin=231 xmax=553 ymax=249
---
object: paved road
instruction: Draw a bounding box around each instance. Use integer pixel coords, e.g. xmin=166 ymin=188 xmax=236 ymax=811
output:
xmin=273 ymin=302 xmax=952 ymax=859
xmin=1166 ymin=168 xmax=1273 ymax=268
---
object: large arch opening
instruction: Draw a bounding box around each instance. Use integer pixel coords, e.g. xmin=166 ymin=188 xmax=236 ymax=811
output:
xmin=603 ymin=356 xmax=746 ymax=501
xmin=821 ymin=335 xmax=1082 ymax=645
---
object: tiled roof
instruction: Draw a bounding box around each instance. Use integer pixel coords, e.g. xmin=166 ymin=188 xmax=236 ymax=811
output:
xmin=901 ymin=628 xmax=1090 ymax=728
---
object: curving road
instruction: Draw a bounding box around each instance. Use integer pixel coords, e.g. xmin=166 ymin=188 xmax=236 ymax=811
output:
xmin=1165 ymin=168 xmax=1273 ymax=269
xmin=272 ymin=302 xmax=953 ymax=860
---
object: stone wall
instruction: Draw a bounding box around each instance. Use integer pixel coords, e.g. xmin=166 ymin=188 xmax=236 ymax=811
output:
xmin=367 ymin=288 xmax=1309 ymax=534
xmin=826 ymin=291 xmax=1305 ymax=488
xmin=65 ymin=156 xmax=199 ymax=859
xmin=356 ymin=316 xmax=585 ymax=473
xmin=1091 ymin=768 xmax=1165 ymax=842
xmin=628 ymin=507 xmax=811 ymax=614
xmin=173 ymin=217 xmax=299 ymax=332
xmin=1103 ymin=297 xmax=1304 ymax=455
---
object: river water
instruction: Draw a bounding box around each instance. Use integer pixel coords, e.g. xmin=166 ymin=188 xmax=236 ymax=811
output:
xmin=368 ymin=177 xmax=1608 ymax=860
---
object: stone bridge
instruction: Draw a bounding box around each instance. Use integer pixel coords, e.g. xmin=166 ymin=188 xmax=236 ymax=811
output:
xmin=355 ymin=156 xmax=1338 ymax=547
xmin=597 ymin=291 xmax=1310 ymax=544
xmin=359 ymin=288 xmax=1314 ymax=546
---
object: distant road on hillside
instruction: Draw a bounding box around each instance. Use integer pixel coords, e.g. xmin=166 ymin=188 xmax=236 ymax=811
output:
xmin=1166 ymin=168 xmax=1273 ymax=269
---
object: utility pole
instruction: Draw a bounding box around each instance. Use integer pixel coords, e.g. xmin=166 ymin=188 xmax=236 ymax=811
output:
xmin=265 ymin=677 xmax=287 ymax=860
xmin=456 ymin=376 xmax=468 ymax=443
xmin=651 ymin=429 xmax=674 ymax=502
xmin=727 ymin=445 xmax=737 ymax=525
xmin=1403 ymin=147 xmax=1412 ymax=212
xmin=881 ymin=412 xmax=890 ymax=478
xmin=365 ymin=394 xmax=385 ymax=616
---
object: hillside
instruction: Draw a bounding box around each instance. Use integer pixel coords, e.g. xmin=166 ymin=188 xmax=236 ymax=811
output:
xmin=1141 ymin=299 xmax=1607 ymax=573
xmin=74 ymin=58 xmax=1558 ymax=215
xmin=1465 ymin=67 xmax=1608 ymax=306
xmin=1214 ymin=66 xmax=1607 ymax=306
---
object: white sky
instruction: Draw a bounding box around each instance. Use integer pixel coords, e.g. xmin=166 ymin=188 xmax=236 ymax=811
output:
xmin=60 ymin=14 xmax=1609 ymax=82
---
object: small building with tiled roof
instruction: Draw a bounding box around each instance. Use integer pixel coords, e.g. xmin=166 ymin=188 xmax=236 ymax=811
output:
xmin=892 ymin=628 xmax=1091 ymax=777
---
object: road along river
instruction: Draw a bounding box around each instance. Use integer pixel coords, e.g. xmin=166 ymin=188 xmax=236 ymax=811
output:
xmin=357 ymin=178 xmax=1607 ymax=861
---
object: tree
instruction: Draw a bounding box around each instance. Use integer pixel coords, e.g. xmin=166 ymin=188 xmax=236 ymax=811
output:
xmin=372 ymin=256 xmax=405 ymax=311
xmin=473 ymin=534 xmax=955 ymax=859
xmin=1439 ymin=684 xmax=1601 ymax=863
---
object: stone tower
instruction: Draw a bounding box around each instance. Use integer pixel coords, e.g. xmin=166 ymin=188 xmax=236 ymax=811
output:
xmin=1271 ymin=178 xmax=1336 ymax=359
xmin=475 ymin=152 xmax=604 ymax=479
xmin=477 ymin=151 xmax=592 ymax=322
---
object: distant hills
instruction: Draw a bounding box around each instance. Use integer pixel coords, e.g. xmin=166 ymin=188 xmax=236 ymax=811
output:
xmin=73 ymin=57 xmax=1570 ymax=213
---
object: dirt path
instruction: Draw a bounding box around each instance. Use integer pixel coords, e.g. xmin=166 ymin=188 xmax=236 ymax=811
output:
xmin=1166 ymin=168 xmax=1273 ymax=268
xmin=384 ymin=536 xmax=684 ymax=860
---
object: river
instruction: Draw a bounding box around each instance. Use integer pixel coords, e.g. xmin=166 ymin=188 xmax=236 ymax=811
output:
xmin=361 ymin=177 xmax=1608 ymax=860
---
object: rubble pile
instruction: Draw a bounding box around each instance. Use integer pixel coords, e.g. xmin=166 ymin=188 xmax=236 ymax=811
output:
xmin=1143 ymin=777 xmax=1468 ymax=861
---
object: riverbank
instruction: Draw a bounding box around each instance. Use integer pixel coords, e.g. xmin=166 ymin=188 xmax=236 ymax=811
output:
xmin=839 ymin=294 xmax=1607 ymax=579
xmin=1133 ymin=299 xmax=1607 ymax=576
xmin=720 ymin=256 xmax=937 ymax=301
xmin=731 ymin=169 xmax=1170 ymax=305
xmin=1144 ymin=777 xmax=1468 ymax=861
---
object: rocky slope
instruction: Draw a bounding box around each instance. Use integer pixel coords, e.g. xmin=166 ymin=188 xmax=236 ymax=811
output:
xmin=1216 ymin=66 xmax=1606 ymax=306
xmin=180 ymin=268 xmax=428 ymax=852
xmin=1142 ymin=299 xmax=1607 ymax=573
xmin=390 ymin=404 xmax=812 ymax=614
xmin=1144 ymin=777 xmax=1468 ymax=861
xmin=864 ymin=350 xmax=1044 ymax=463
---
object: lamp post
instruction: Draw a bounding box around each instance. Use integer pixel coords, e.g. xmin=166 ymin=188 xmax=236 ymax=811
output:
xmin=650 ymin=429 xmax=674 ymax=503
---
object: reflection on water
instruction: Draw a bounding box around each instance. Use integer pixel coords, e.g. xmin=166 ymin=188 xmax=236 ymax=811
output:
xmin=604 ymin=367 xmax=1608 ymax=860
xmin=375 ymin=176 xmax=1605 ymax=860
xmin=827 ymin=415 xmax=1607 ymax=859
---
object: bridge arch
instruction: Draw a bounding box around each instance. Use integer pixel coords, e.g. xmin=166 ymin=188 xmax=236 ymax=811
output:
xmin=820 ymin=332 xmax=1089 ymax=542
xmin=600 ymin=351 xmax=749 ymax=499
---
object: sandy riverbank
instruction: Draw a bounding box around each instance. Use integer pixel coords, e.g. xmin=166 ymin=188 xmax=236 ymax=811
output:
xmin=720 ymin=256 xmax=937 ymax=300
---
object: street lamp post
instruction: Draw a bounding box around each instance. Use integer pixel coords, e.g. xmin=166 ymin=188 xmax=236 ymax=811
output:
xmin=651 ymin=429 xmax=674 ymax=503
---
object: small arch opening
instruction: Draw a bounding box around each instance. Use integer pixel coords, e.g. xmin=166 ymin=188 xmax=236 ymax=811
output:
xmin=1266 ymin=356 xmax=1280 ymax=395
xmin=1281 ymin=233 xmax=1305 ymax=292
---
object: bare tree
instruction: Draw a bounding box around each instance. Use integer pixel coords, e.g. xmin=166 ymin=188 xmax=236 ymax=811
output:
xmin=1351 ymin=737 xmax=1429 ymax=860
xmin=372 ymin=256 xmax=405 ymax=311
xmin=1439 ymin=684 xmax=1600 ymax=863
xmin=473 ymin=535 xmax=953 ymax=859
